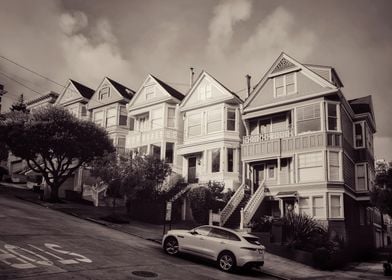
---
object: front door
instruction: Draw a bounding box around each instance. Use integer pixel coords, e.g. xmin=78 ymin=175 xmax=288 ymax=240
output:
xmin=188 ymin=157 xmax=197 ymax=183
xmin=253 ymin=164 xmax=265 ymax=192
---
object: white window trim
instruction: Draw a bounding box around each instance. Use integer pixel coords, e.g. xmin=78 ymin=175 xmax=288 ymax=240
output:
xmin=312 ymin=195 xmax=326 ymax=219
xmin=295 ymin=102 xmax=322 ymax=136
xmin=327 ymin=150 xmax=342 ymax=182
xmin=355 ymin=162 xmax=368 ymax=192
xmin=325 ymin=101 xmax=341 ymax=132
xmin=298 ymin=196 xmax=311 ymax=216
xmin=328 ymin=193 xmax=344 ymax=219
xmin=187 ymin=112 xmax=202 ymax=138
xmin=297 ymin=151 xmax=324 ymax=183
xmin=226 ymin=107 xmax=237 ymax=132
xmin=273 ymin=72 xmax=297 ymax=98
xmin=99 ymin=86 xmax=110 ymax=100
xmin=353 ymin=121 xmax=365 ymax=149
xmin=93 ymin=110 xmax=104 ymax=126
xmin=167 ymin=106 xmax=176 ymax=129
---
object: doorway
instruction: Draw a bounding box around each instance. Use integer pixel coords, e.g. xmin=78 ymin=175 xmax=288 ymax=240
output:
xmin=188 ymin=157 xmax=197 ymax=183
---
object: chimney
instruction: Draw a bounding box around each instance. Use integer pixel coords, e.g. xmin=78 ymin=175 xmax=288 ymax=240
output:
xmin=246 ymin=74 xmax=251 ymax=97
xmin=189 ymin=67 xmax=195 ymax=87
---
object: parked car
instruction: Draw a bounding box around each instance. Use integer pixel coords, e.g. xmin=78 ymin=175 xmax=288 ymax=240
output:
xmin=162 ymin=225 xmax=265 ymax=272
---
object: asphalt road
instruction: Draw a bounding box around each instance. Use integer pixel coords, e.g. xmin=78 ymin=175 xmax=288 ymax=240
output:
xmin=0 ymin=193 xmax=277 ymax=280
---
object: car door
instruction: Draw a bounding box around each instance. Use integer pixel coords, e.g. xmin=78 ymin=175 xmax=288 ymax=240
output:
xmin=181 ymin=226 xmax=211 ymax=256
xmin=207 ymin=228 xmax=241 ymax=259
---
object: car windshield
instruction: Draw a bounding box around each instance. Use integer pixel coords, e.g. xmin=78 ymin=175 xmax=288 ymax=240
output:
xmin=243 ymin=236 xmax=261 ymax=245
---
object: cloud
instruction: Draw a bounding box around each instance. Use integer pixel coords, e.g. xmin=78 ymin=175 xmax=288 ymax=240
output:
xmin=207 ymin=0 xmax=252 ymax=58
xmin=59 ymin=11 xmax=88 ymax=36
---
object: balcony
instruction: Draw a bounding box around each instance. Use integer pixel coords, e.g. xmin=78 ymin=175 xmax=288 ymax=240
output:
xmin=242 ymin=131 xmax=341 ymax=161
xmin=127 ymin=128 xmax=183 ymax=148
xmin=243 ymin=128 xmax=293 ymax=144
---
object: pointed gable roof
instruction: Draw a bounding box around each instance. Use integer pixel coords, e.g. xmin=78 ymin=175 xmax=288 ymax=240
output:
xmin=151 ymin=75 xmax=185 ymax=101
xmin=106 ymin=77 xmax=135 ymax=99
xmin=70 ymin=79 xmax=94 ymax=99
xmin=180 ymin=70 xmax=242 ymax=110
xmin=244 ymin=52 xmax=338 ymax=110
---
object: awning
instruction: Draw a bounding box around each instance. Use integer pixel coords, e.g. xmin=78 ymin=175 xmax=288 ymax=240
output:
xmin=276 ymin=191 xmax=298 ymax=198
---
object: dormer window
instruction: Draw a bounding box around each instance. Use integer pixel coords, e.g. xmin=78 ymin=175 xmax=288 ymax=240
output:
xmin=145 ymin=86 xmax=155 ymax=100
xmin=354 ymin=122 xmax=365 ymax=149
xmin=273 ymin=72 xmax=296 ymax=98
xmin=198 ymin=84 xmax=212 ymax=100
xmin=99 ymin=86 xmax=110 ymax=100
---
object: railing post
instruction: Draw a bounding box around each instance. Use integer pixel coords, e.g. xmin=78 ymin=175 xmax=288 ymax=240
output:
xmin=240 ymin=208 xmax=244 ymax=230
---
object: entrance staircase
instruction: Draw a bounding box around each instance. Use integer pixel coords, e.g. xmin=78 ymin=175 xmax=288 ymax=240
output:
xmin=219 ymin=180 xmax=267 ymax=229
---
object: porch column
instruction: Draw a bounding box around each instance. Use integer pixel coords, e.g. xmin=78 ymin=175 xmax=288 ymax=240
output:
xmin=160 ymin=141 xmax=165 ymax=161
xmin=183 ymin=156 xmax=188 ymax=182
xmin=204 ymin=150 xmax=208 ymax=174
xmin=220 ymin=147 xmax=225 ymax=173
xmin=279 ymin=199 xmax=284 ymax=217
xmin=242 ymin=160 xmax=246 ymax=184
xmin=277 ymin=157 xmax=281 ymax=185
xmin=250 ymin=165 xmax=254 ymax=195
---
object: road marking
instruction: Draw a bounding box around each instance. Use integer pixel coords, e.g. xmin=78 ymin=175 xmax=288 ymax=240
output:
xmin=0 ymin=242 xmax=93 ymax=269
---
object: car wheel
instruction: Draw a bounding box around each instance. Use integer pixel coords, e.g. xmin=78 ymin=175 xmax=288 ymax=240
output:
xmin=218 ymin=251 xmax=236 ymax=272
xmin=164 ymin=237 xmax=179 ymax=256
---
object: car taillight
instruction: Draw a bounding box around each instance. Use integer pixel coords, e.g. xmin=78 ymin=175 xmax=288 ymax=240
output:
xmin=240 ymin=247 xmax=257 ymax=251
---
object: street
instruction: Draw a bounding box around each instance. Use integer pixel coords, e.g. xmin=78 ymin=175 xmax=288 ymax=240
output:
xmin=0 ymin=193 xmax=276 ymax=280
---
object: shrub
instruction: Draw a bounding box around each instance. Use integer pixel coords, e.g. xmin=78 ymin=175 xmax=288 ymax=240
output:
xmin=187 ymin=186 xmax=212 ymax=224
xmin=312 ymin=247 xmax=331 ymax=270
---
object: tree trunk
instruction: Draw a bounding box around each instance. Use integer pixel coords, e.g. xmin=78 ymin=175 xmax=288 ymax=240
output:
xmin=49 ymin=185 xmax=60 ymax=202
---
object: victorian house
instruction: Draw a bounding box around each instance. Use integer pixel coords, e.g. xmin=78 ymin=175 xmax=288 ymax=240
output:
xmin=225 ymin=53 xmax=379 ymax=250
xmin=177 ymin=71 xmax=243 ymax=190
xmin=126 ymin=74 xmax=185 ymax=174
xmin=87 ymin=77 xmax=135 ymax=154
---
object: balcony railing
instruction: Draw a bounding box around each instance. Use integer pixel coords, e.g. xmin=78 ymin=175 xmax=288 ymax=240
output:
xmin=128 ymin=128 xmax=182 ymax=148
xmin=243 ymin=128 xmax=293 ymax=144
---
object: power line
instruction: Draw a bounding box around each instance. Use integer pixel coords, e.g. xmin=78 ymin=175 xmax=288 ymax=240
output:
xmin=0 ymin=70 xmax=43 ymax=96
xmin=0 ymin=55 xmax=65 ymax=89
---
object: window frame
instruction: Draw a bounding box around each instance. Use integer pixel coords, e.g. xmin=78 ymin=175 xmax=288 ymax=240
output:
xmin=328 ymin=193 xmax=344 ymax=219
xmin=355 ymin=163 xmax=368 ymax=192
xmin=226 ymin=108 xmax=236 ymax=131
xmin=326 ymin=102 xmax=340 ymax=132
xmin=297 ymin=151 xmax=324 ymax=183
xmin=93 ymin=110 xmax=104 ymax=127
xmin=353 ymin=121 xmax=365 ymax=149
xmin=145 ymin=86 xmax=155 ymax=100
xmin=187 ymin=112 xmax=202 ymax=137
xmin=167 ymin=107 xmax=176 ymax=128
xmin=312 ymin=196 xmax=325 ymax=219
xmin=99 ymin=86 xmax=110 ymax=100
xmin=105 ymin=107 xmax=117 ymax=127
xmin=273 ymin=72 xmax=297 ymax=98
xmin=227 ymin=148 xmax=234 ymax=172
xmin=328 ymin=151 xmax=341 ymax=181
xmin=299 ymin=196 xmax=311 ymax=216
xmin=296 ymin=102 xmax=322 ymax=135
xmin=151 ymin=108 xmax=163 ymax=130
xmin=211 ymin=148 xmax=220 ymax=173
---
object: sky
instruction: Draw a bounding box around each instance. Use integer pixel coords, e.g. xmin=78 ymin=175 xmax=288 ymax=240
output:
xmin=0 ymin=0 xmax=391 ymax=159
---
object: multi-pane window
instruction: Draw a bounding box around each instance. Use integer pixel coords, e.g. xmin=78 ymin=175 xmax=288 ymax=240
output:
xmin=99 ymin=87 xmax=110 ymax=100
xmin=119 ymin=106 xmax=127 ymax=126
xmin=106 ymin=108 xmax=117 ymax=127
xmin=145 ymin=86 xmax=155 ymax=100
xmin=188 ymin=113 xmax=201 ymax=137
xmin=298 ymin=152 xmax=323 ymax=182
xmin=274 ymin=73 xmax=296 ymax=97
xmin=227 ymin=148 xmax=234 ymax=172
xmin=165 ymin=143 xmax=174 ymax=164
xmin=312 ymin=196 xmax=324 ymax=217
xmin=211 ymin=148 xmax=220 ymax=173
xmin=207 ymin=109 xmax=222 ymax=133
xmin=93 ymin=111 xmax=104 ymax=126
xmin=151 ymin=108 xmax=163 ymax=129
xmin=328 ymin=151 xmax=340 ymax=181
xmin=330 ymin=195 xmax=342 ymax=218
xmin=327 ymin=103 xmax=338 ymax=131
xmin=81 ymin=106 xmax=87 ymax=117
xmin=354 ymin=122 xmax=365 ymax=148
xmin=129 ymin=117 xmax=135 ymax=131
xmin=227 ymin=109 xmax=236 ymax=131
xmin=296 ymin=103 xmax=321 ymax=134
xmin=355 ymin=163 xmax=367 ymax=191
xmin=299 ymin=197 xmax=311 ymax=216
xmin=167 ymin=108 xmax=176 ymax=128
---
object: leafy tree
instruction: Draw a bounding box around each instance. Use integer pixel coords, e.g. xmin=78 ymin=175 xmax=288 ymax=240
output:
xmin=0 ymin=106 xmax=114 ymax=201
xmin=371 ymin=160 xmax=392 ymax=216
xmin=10 ymin=94 xmax=29 ymax=113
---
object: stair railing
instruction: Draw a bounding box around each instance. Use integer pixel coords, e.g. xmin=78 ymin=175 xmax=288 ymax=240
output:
xmin=243 ymin=180 xmax=267 ymax=226
xmin=169 ymin=184 xmax=194 ymax=203
xmin=220 ymin=183 xmax=245 ymax=226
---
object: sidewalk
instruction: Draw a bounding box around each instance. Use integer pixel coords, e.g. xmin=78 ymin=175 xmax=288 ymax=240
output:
xmin=1 ymin=184 xmax=389 ymax=280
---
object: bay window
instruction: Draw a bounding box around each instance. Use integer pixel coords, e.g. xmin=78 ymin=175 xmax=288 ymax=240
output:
xmin=312 ymin=196 xmax=324 ymax=218
xmin=106 ymin=108 xmax=117 ymax=127
xmin=119 ymin=106 xmax=127 ymax=126
xmin=328 ymin=151 xmax=340 ymax=181
xmin=227 ymin=148 xmax=234 ymax=172
xmin=165 ymin=143 xmax=174 ymax=164
xmin=355 ymin=163 xmax=367 ymax=191
xmin=167 ymin=107 xmax=176 ymax=128
xmin=151 ymin=108 xmax=163 ymax=129
xmin=187 ymin=113 xmax=201 ymax=137
xmin=207 ymin=109 xmax=222 ymax=133
xmin=327 ymin=103 xmax=338 ymax=131
xmin=298 ymin=152 xmax=323 ymax=182
xmin=93 ymin=111 xmax=103 ymax=127
xmin=138 ymin=114 xmax=149 ymax=131
xmin=296 ymin=103 xmax=321 ymax=134
xmin=227 ymin=109 xmax=236 ymax=131
xmin=211 ymin=148 xmax=220 ymax=173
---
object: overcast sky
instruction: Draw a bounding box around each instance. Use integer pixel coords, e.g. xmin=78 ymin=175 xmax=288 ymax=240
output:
xmin=0 ymin=0 xmax=391 ymax=159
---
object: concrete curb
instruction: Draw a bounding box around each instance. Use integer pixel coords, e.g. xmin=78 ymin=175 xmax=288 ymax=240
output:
xmin=15 ymin=194 xmax=289 ymax=280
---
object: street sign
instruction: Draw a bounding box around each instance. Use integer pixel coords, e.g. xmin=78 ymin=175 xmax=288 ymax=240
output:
xmin=165 ymin=202 xmax=172 ymax=221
